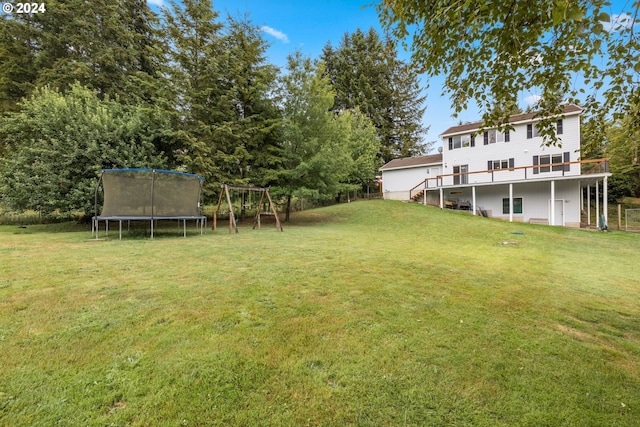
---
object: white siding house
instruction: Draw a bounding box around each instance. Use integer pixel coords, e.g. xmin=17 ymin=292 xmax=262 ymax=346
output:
xmin=380 ymin=105 xmax=611 ymax=228
xmin=379 ymin=154 xmax=442 ymax=201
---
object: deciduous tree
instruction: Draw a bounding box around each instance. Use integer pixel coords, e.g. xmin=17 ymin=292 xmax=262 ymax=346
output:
xmin=276 ymin=53 xmax=352 ymax=220
xmin=376 ymin=0 xmax=639 ymax=144
xmin=0 ymin=85 xmax=167 ymax=215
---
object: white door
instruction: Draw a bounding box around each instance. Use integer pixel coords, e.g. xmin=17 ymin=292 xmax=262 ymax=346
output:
xmin=548 ymin=199 xmax=564 ymax=226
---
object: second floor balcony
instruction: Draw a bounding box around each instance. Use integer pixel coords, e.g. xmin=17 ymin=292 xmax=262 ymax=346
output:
xmin=409 ymin=158 xmax=610 ymax=199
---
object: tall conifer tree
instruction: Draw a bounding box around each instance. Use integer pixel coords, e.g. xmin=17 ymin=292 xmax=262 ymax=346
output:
xmin=322 ymin=28 xmax=429 ymax=163
xmin=211 ymin=15 xmax=281 ymax=187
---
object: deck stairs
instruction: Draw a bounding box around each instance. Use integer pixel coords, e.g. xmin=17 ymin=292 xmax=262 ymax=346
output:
xmin=410 ymin=190 xmax=425 ymax=202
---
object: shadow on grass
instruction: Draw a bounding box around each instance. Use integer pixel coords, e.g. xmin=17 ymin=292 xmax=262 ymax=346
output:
xmin=2 ymin=221 xmax=89 ymax=235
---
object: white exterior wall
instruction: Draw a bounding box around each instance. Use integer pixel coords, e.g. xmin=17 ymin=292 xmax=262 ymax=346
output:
xmin=382 ymin=165 xmax=442 ymax=200
xmin=441 ymin=114 xmax=581 ymax=186
xmin=477 ymin=181 xmax=580 ymax=226
xmin=439 ymin=180 xmax=580 ymax=227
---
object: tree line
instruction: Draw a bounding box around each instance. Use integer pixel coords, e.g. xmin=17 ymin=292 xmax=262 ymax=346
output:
xmin=0 ymin=0 xmax=429 ymax=218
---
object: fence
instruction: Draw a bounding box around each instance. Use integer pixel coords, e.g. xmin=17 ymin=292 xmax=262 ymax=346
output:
xmin=625 ymin=209 xmax=640 ymax=232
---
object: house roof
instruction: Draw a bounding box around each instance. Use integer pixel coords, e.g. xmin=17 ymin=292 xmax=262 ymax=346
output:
xmin=440 ymin=104 xmax=583 ymax=137
xmin=380 ymin=154 xmax=443 ymax=171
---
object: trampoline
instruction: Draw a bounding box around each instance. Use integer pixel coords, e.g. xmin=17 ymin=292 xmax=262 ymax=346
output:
xmin=92 ymin=168 xmax=207 ymax=239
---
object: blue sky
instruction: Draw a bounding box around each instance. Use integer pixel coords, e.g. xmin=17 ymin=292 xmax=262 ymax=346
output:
xmin=147 ymin=0 xmax=635 ymax=153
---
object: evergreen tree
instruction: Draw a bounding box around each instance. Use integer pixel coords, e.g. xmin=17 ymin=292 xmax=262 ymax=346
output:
xmin=162 ymin=0 xmax=224 ymax=194
xmin=211 ymin=15 xmax=282 ymax=187
xmin=0 ymin=0 xmax=165 ymax=112
xmin=0 ymin=14 xmax=37 ymax=113
xmin=322 ymin=28 xmax=428 ymax=163
xmin=35 ymin=0 xmax=164 ymax=102
xmin=164 ymin=5 xmax=282 ymax=195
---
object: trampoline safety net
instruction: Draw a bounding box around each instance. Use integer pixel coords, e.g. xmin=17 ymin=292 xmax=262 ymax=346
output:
xmin=100 ymin=169 xmax=202 ymax=217
xmin=93 ymin=168 xmax=206 ymax=239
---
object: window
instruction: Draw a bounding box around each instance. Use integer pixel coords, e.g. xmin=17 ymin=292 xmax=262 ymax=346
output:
xmin=448 ymin=136 xmax=461 ymax=149
xmin=448 ymin=134 xmax=474 ymax=150
xmin=487 ymin=158 xmax=515 ymax=170
xmin=533 ymin=152 xmax=569 ymax=174
xmin=453 ymin=165 xmax=468 ymax=185
xmin=529 ymin=121 xmax=563 ymax=138
xmin=503 ymin=198 xmax=523 ymax=214
xmin=539 ymin=155 xmax=551 ymax=173
xmin=484 ymin=129 xmax=506 ymax=144
xmin=539 ymin=154 xmax=563 ymax=172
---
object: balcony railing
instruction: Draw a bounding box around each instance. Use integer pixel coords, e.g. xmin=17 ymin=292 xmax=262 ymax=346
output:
xmin=409 ymin=177 xmax=440 ymax=200
xmin=435 ymin=158 xmax=609 ymax=187
xmin=409 ymin=159 xmax=609 ymax=198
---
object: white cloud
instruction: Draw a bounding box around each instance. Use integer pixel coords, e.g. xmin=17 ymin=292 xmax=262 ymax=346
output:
xmin=601 ymin=13 xmax=635 ymax=32
xmin=525 ymin=94 xmax=542 ymax=105
xmin=146 ymin=0 xmax=164 ymax=8
xmin=261 ymin=26 xmax=290 ymax=44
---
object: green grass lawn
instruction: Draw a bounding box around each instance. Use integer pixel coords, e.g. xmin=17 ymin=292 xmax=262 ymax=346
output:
xmin=1 ymin=200 xmax=639 ymax=426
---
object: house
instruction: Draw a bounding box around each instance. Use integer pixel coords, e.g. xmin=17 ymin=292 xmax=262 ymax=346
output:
xmin=380 ymin=104 xmax=611 ymax=228
xmin=379 ymin=154 xmax=443 ymax=203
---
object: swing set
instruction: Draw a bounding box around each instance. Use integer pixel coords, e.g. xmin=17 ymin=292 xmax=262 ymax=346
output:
xmin=213 ymin=184 xmax=283 ymax=233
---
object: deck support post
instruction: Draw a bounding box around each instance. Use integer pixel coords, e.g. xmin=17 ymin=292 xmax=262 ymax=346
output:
xmin=603 ymin=176 xmax=608 ymax=229
xmin=587 ymin=185 xmax=591 ymax=225
xmin=596 ymin=181 xmax=600 ymax=230
xmin=550 ymin=180 xmax=555 ymax=226
xmin=472 ymin=186 xmax=476 ymax=215
xmin=509 ymin=183 xmax=514 ymax=222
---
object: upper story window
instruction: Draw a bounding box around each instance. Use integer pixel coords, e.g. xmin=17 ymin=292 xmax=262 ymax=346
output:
xmin=448 ymin=134 xmax=475 ymax=150
xmin=528 ymin=120 xmax=563 ymax=138
xmin=484 ymin=129 xmax=509 ymax=144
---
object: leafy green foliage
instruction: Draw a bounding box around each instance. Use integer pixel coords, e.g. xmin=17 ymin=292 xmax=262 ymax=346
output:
xmin=0 ymin=85 xmax=167 ymax=214
xmin=207 ymin=16 xmax=282 ymax=189
xmin=322 ymin=28 xmax=429 ymax=161
xmin=337 ymin=109 xmax=380 ymax=189
xmin=0 ymin=15 xmax=36 ymax=113
xmin=276 ymin=54 xmax=345 ymax=215
xmin=0 ymin=0 xmax=166 ymax=107
xmin=163 ymin=3 xmax=281 ymax=197
xmin=376 ymin=0 xmax=639 ymax=145
xmin=2 ymin=1 xmax=379 ymax=214
xmin=604 ymin=118 xmax=640 ymax=199
xmin=275 ymin=54 xmax=379 ymax=219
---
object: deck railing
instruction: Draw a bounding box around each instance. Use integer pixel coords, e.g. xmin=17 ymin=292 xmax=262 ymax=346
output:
xmin=408 ymin=158 xmax=609 ymax=199
xmin=434 ymin=158 xmax=609 ymax=187
xmin=409 ymin=177 xmax=440 ymax=200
